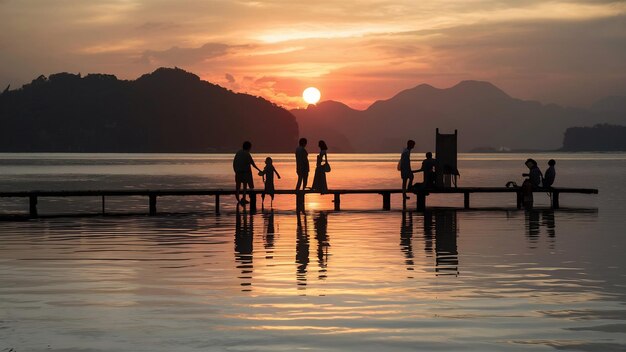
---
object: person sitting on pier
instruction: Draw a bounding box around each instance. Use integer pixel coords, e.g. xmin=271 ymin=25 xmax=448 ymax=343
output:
xmin=259 ymin=157 xmax=281 ymax=207
xmin=543 ymin=159 xmax=556 ymax=188
xmin=399 ymin=140 xmax=416 ymax=200
xmin=414 ymin=152 xmax=438 ymax=188
xmin=523 ymin=158 xmax=543 ymax=188
xmin=233 ymin=141 xmax=262 ymax=206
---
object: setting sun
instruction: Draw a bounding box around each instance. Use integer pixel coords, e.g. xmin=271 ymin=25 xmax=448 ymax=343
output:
xmin=302 ymin=87 xmax=321 ymax=105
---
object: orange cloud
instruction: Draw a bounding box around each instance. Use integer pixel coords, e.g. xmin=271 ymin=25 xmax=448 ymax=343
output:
xmin=1 ymin=1 xmax=625 ymax=110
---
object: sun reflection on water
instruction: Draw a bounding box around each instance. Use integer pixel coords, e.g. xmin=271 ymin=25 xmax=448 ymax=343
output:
xmin=1 ymin=205 xmax=624 ymax=351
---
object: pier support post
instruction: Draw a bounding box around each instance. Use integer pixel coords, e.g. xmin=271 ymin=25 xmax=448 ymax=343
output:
xmin=416 ymin=192 xmax=426 ymax=211
xmin=382 ymin=192 xmax=391 ymax=210
xmin=551 ymin=191 xmax=560 ymax=209
xmin=334 ymin=193 xmax=341 ymax=211
xmin=29 ymin=195 xmax=38 ymax=218
xmin=296 ymin=192 xmax=305 ymax=211
xmin=149 ymin=194 xmax=157 ymax=216
xmin=215 ymin=194 xmax=220 ymax=214
xmin=464 ymin=192 xmax=470 ymax=209
xmin=516 ymin=191 xmax=523 ymax=209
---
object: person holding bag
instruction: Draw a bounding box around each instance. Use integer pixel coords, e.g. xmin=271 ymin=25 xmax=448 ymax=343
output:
xmin=312 ymin=140 xmax=329 ymax=193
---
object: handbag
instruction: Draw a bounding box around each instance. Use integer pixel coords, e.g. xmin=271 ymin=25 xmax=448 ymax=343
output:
xmin=323 ymin=162 xmax=331 ymax=173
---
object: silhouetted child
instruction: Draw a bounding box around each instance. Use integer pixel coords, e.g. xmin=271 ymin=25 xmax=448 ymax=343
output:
xmin=543 ymin=159 xmax=556 ymax=187
xmin=259 ymin=157 xmax=281 ymax=207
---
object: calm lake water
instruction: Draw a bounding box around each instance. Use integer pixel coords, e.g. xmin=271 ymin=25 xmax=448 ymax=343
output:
xmin=1 ymin=153 xmax=625 ymax=351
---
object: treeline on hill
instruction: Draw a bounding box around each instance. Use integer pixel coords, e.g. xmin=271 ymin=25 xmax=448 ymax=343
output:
xmin=0 ymin=67 xmax=298 ymax=152
xmin=562 ymin=124 xmax=626 ymax=151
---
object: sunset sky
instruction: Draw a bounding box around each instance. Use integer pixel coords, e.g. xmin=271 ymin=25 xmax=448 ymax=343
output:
xmin=1 ymin=0 xmax=625 ymax=109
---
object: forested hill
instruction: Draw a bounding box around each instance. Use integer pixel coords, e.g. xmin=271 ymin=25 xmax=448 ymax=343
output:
xmin=0 ymin=67 xmax=299 ymax=152
xmin=562 ymin=124 xmax=626 ymax=151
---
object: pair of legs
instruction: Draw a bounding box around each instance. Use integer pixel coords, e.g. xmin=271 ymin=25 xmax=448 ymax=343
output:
xmin=424 ymin=171 xmax=436 ymax=188
xmin=235 ymin=180 xmax=248 ymax=204
xmin=235 ymin=173 xmax=253 ymax=205
xmin=296 ymin=172 xmax=309 ymax=190
xmin=402 ymin=174 xmax=414 ymax=200
xmin=261 ymin=192 xmax=274 ymax=207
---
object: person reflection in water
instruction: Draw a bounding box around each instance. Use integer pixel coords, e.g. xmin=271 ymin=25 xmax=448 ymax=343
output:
xmin=234 ymin=209 xmax=254 ymax=291
xmin=423 ymin=210 xmax=434 ymax=254
xmin=233 ymin=141 xmax=261 ymax=206
xmin=295 ymin=211 xmax=309 ymax=291
xmin=400 ymin=211 xmax=415 ymax=277
xmin=526 ymin=210 xmax=556 ymax=249
xmin=311 ymin=140 xmax=329 ymax=193
xmin=400 ymin=140 xmax=416 ymax=200
xmin=295 ymin=138 xmax=309 ymax=190
xmin=263 ymin=210 xmax=275 ymax=259
xmin=314 ymin=212 xmax=330 ymax=280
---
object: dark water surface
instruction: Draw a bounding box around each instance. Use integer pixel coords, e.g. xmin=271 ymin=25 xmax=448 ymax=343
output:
xmin=1 ymin=153 xmax=625 ymax=351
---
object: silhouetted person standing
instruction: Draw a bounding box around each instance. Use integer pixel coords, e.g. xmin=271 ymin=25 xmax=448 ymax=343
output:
xmin=415 ymin=152 xmax=437 ymax=188
xmin=543 ymin=159 xmax=556 ymax=187
xmin=311 ymin=140 xmax=329 ymax=193
xmin=233 ymin=141 xmax=261 ymax=205
xmin=295 ymin=138 xmax=309 ymax=190
xmin=400 ymin=140 xmax=416 ymax=200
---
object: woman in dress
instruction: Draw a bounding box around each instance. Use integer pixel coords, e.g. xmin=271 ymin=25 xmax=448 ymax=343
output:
xmin=311 ymin=140 xmax=329 ymax=193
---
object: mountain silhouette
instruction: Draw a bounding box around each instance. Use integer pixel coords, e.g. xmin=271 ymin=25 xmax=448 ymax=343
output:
xmin=292 ymin=81 xmax=626 ymax=152
xmin=1 ymin=69 xmax=625 ymax=153
xmin=0 ymin=67 xmax=298 ymax=152
xmin=292 ymin=101 xmax=357 ymax=152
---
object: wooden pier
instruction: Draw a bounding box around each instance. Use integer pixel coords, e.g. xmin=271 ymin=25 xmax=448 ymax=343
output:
xmin=0 ymin=186 xmax=598 ymax=218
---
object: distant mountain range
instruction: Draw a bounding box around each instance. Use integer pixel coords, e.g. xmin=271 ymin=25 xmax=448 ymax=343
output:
xmin=0 ymin=67 xmax=298 ymax=152
xmin=1 ymin=67 xmax=625 ymax=153
xmin=291 ymin=82 xmax=626 ymax=152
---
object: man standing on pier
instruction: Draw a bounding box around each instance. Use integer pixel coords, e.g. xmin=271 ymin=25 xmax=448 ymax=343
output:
xmin=400 ymin=140 xmax=416 ymax=200
xmin=295 ymin=138 xmax=309 ymax=190
xmin=233 ymin=141 xmax=261 ymax=206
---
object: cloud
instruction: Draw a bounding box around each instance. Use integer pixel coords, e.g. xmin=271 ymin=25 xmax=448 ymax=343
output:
xmin=139 ymin=43 xmax=231 ymax=66
xmin=1 ymin=0 xmax=625 ymax=110
xmin=135 ymin=21 xmax=181 ymax=32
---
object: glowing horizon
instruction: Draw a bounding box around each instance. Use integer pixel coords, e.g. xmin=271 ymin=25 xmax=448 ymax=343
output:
xmin=1 ymin=1 xmax=625 ymax=110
